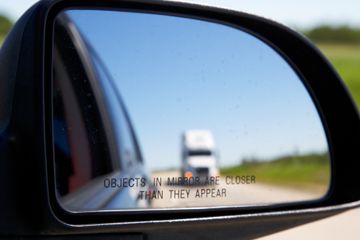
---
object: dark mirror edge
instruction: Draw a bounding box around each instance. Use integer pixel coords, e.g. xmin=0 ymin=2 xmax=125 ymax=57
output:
xmin=44 ymin=0 xmax=360 ymax=224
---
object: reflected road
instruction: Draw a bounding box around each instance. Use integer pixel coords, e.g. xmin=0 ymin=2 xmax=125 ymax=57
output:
xmin=150 ymin=170 xmax=320 ymax=208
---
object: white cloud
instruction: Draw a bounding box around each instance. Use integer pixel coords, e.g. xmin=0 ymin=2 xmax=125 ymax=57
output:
xmin=1 ymin=0 xmax=359 ymax=28
xmin=169 ymin=0 xmax=360 ymax=28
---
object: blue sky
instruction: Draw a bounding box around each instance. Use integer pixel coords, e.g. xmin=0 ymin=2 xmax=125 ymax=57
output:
xmin=0 ymin=1 xmax=342 ymax=171
xmin=1 ymin=0 xmax=360 ymax=29
xmin=62 ymin=10 xmax=329 ymax=171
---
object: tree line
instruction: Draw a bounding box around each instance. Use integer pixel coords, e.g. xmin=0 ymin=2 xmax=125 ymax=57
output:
xmin=1 ymin=13 xmax=360 ymax=44
xmin=303 ymin=25 xmax=360 ymax=44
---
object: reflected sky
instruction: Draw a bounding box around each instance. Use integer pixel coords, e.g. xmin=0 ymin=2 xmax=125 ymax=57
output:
xmin=64 ymin=10 xmax=329 ymax=171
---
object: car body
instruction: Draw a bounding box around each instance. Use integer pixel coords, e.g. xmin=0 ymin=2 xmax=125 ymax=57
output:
xmin=53 ymin=13 xmax=152 ymax=210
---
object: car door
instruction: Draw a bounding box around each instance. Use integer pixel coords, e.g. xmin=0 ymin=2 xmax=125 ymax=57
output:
xmin=53 ymin=15 xmax=150 ymax=210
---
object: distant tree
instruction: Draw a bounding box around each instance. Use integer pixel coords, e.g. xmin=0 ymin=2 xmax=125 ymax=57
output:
xmin=0 ymin=15 xmax=12 ymax=36
xmin=304 ymin=25 xmax=360 ymax=44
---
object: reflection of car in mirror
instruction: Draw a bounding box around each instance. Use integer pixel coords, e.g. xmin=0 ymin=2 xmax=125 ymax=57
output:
xmin=181 ymin=130 xmax=219 ymax=182
xmin=52 ymin=9 xmax=333 ymax=210
xmin=52 ymin=14 xmax=152 ymax=210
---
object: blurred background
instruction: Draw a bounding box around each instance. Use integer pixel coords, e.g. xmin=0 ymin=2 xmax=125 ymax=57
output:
xmin=1 ymin=0 xmax=359 ymax=109
xmin=1 ymin=0 xmax=359 ymax=239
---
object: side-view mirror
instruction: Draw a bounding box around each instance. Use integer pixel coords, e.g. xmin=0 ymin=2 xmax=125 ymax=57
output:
xmin=0 ymin=1 xmax=359 ymax=239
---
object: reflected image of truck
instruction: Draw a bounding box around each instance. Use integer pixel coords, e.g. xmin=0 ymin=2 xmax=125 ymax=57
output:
xmin=181 ymin=130 xmax=219 ymax=181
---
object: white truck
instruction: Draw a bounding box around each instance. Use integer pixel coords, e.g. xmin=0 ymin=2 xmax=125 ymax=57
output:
xmin=181 ymin=130 xmax=219 ymax=181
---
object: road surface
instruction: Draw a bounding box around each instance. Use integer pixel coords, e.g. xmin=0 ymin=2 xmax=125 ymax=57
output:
xmin=150 ymin=170 xmax=360 ymax=239
xmin=150 ymin=170 xmax=322 ymax=208
xmin=258 ymin=207 xmax=360 ymax=240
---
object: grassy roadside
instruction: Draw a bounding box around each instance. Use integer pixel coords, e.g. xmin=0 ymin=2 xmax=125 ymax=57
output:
xmin=0 ymin=35 xmax=4 ymax=46
xmin=317 ymin=43 xmax=360 ymax=107
xmin=221 ymin=153 xmax=330 ymax=193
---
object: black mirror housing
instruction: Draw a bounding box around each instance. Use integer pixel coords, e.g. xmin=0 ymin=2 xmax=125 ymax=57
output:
xmin=0 ymin=0 xmax=359 ymax=239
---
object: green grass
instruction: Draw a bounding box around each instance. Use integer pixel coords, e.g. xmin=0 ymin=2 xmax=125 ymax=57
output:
xmin=221 ymin=153 xmax=330 ymax=192
xmin=0 ymin=35 xmax=4 ymax=46
xmin=317 ymin=44 xmax=360 ymax=107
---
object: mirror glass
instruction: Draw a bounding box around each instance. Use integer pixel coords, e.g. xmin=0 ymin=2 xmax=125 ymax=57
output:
xmin=52 ymin=10 xmax=330 ymax=212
